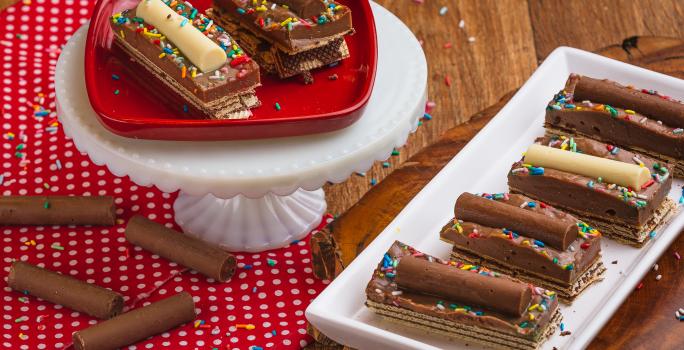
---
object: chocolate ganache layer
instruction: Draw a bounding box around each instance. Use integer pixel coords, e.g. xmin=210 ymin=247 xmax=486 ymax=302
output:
xmin=442 ymin=193 xmax=601 ymax=286
xmin=546 ymin=74 xmax=684 ymax=160
xmin=508 ymin=135 xmax=672 ymax=226
xmin=366 ymin=241 xmax=560 ymax=339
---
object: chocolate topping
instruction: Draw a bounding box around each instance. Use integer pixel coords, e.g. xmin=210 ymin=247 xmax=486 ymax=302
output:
xmin=72 ymin=292 xmax=196 ymax=350
xmin=395 ymin=256 xmax=532 ymax=317
xmin=125 ymin=215 xmax=236 ymax=282
xmin=569 ymin=74 xmax=684 ymax=128
xmin=0 ymin=196 xmax=116 ymax=226
xmin=8 ymin=261 xmax=123 ymax=319
xmin=455 ymin=192 xmax=577 ymax=251
xmin=273 ymin=0 xmax=328 ymax=18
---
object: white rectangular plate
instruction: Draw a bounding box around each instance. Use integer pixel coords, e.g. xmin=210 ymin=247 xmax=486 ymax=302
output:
xmin=306 ymin=47 xmax=684 ymax=350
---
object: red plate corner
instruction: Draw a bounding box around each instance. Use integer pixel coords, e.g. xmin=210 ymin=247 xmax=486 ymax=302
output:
xmin=84 ymin=0 xmax=377 ymax=141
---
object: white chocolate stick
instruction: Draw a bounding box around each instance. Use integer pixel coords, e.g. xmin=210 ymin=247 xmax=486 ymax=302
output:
xmin=136 ymin=0 xmax=227 ymax=73
xmin=523 ymin=144 xmax=651 ymax=189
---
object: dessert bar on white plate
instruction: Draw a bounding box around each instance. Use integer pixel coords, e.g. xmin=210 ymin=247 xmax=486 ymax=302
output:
xmin=306 ymin=46 xmax=684 ymax=350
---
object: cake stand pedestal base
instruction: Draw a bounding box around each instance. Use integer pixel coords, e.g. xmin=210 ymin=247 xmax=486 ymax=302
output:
xmin=173 ymin=189 xmax=326 ymax=252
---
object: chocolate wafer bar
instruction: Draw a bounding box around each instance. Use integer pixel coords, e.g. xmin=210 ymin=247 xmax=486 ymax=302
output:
xmin=508 ymin=135 xmax=677 ymax=247
xmin=440 ymin=192 xmax=605 ymax=301
xmin=110 ymin=0 xmax=260 ymax=120
xmin=0 ymin=196 xmax=116 ymax=226
xmin=125 ymin=215 xmax=237 ymax=282
xmin=545 ymin=74 xmax=684 ymax=176
xmin=73 ymin=292 xmax=196 ymax=350
xmin=209 ymin=0 xmax=353 ymax=78
xmin=366 ymin=241 xmax=561 ymax=350
xmin=8 ymin=261 xmax=124 ymax=319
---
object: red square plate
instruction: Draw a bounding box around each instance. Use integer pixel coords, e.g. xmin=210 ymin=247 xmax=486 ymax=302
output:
xmin=84 ymin=0 xmax=377 ymax=141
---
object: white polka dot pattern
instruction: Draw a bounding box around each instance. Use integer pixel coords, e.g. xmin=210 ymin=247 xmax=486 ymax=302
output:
xmin=0 ymin=1 xmax=328 ymax=349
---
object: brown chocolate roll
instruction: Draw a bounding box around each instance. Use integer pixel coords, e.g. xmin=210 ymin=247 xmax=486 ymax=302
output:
xmin=0 ymin=196 xmax=116 ymax=226
xmin=455 ymin=193 xmax=577 ymax=251
xmin=8 ymin=261 xmax=123 ymax=319
xmin=125 ymin=215 xmax=236 ymax=282
xmin=395 ymin=256 xmax=531 ymax=317
xmin=73 ymin=292 xmax=196 ymax=350
xmin=572 ymin=75 xmax=684 ymax=128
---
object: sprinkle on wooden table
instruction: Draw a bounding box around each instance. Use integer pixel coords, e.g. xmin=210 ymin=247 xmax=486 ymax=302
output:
xmin=439 ymin=6 xmax=448 ymax=15
xmin=656 ymin=274 xmax=662 ymax=281
xmin=636 ymin=282 xmax=644 ymax=290
xmin=675 ymin=252 xmax=681 ymax=260
xmin=444 ymin=75 xmax=452 ymax=87
xmin=653 ymin=263 xmax=659 ymax=271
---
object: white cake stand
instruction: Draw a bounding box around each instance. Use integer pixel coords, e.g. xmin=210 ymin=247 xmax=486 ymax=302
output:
xmin=55 ymin=3 xmax=427 ymax=252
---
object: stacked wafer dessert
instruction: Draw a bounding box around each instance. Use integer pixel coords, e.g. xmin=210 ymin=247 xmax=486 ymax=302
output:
xmin=545 ymin=74 xmax=684 ymax=177
xmin=209 ymin=0 xmax=354 ymax=79
xmin=509 ymin=134 xmax=676 ymax=247
xmin=366 ymin=241 xmax=561 ymax=350
xmin=440 ymin=192 xmax=605 ymax=301
xmin=111 ymin=0 xmax=262 ymax=119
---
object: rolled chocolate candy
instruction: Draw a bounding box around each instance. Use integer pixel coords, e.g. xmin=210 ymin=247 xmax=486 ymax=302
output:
xmin=523 ymin=144 xmax=651 ymax=189
xmin=0 ymin=196 xmax=116 ymax=226
xmin=572 ymin=75 xmax=684 ymax=129
xmin=455 ymin=193 xmax=577 ymax=251
xmin=396 ymin=256 xmax=531 ymax=317
xmin=8 ymin=261 xmax=123 ymax=319
xmin=73 ymin=292 xmax=196 ymax=350
xmin=136 ymin=0 xmax=227 ymax=72
xmin=125 ymin=215 xmax=236 ymax=282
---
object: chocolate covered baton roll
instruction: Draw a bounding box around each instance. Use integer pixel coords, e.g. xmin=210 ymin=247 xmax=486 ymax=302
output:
xmin=0 ymin=196 xmax=116 ymax=226
xmin=73 ymin=292 xmax=196 ymax=350
xmin=572 ymin=75 xmax=684 ymax=128
xmin=125 ymin=215 xmax=237 ymax=282
xmin=455 ymin=192 xmax=577 ymax=251
xmin=8 ymin=261 xmax=123 ymax=319
xmin=396 ymin=255 xmax=531 ymax=316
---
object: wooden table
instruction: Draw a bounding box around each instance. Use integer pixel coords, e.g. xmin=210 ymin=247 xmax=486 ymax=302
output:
xmin=2 ymin=0 xmax=683 ymax=348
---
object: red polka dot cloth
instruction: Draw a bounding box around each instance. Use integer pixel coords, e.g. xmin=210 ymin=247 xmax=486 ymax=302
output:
xmin=0 ymin=1 xmax=331 ymax=349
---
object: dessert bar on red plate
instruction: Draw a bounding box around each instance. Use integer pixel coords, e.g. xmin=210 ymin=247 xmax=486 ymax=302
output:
xmin=84 ymin=0 xmax=377 ymax=141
